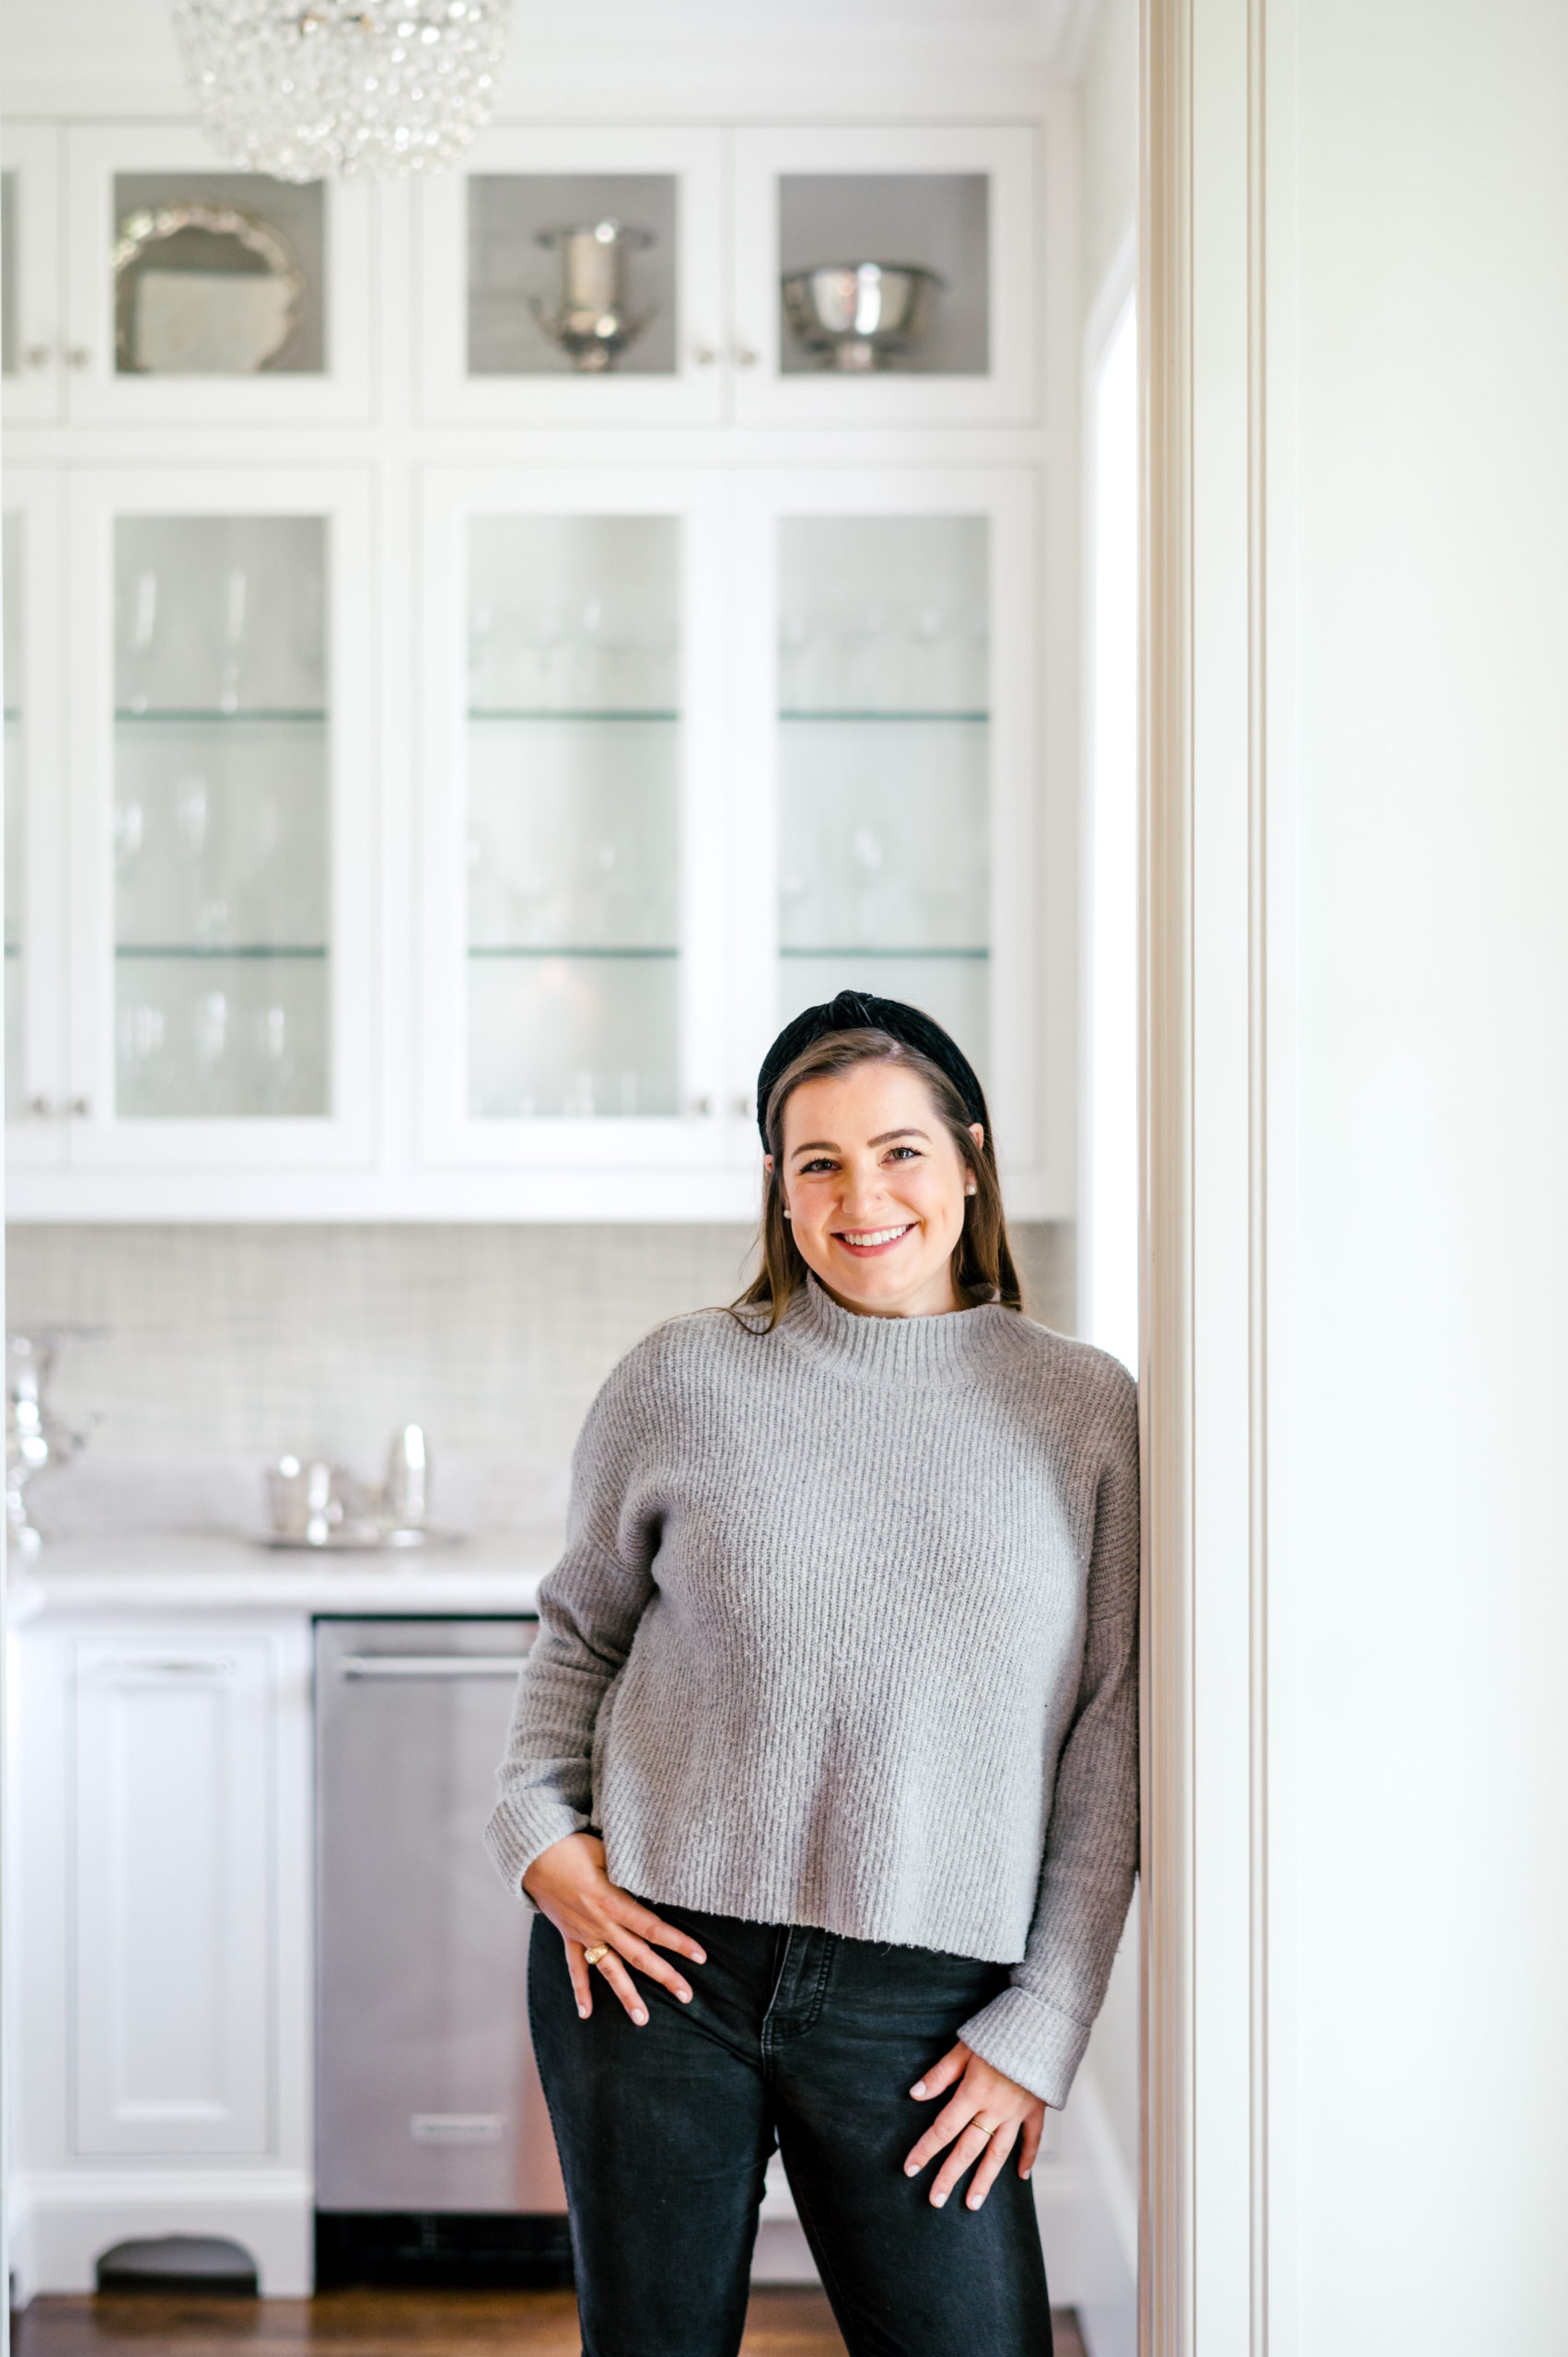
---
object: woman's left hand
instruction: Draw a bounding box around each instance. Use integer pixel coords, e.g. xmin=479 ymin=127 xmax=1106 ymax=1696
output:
xmin=903 ymin=2041 xmax=1048 ymax=2212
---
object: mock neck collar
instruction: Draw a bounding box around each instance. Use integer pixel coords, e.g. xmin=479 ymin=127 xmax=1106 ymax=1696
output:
xmin=780 ymin=1273 xmax=1014 ymax=1378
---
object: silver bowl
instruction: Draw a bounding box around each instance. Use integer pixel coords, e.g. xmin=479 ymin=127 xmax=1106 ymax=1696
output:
xmin=781 ymin=262 xmax=943 ymax=372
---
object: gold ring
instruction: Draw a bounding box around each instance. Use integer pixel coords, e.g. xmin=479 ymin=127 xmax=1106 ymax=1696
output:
xmin=583 ymin=1943 xmax=610 ymax=1968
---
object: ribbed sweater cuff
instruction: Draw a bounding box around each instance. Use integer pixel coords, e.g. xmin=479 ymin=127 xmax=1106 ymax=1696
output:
xmin=483 ymin=1794 xmax=588 ymax=1910
xmin=958 ymin=1984 xmax=1095 ymax=2110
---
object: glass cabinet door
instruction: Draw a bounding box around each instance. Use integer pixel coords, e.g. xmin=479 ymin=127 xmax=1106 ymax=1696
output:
xmin=735 ymin=470 xmax=1044 ymax=1188
xmin=67 ymin=471 xmax=374 ymax=1168
xmin=63 ymin=126 xmax=372 ymax=424
xmin=730 ymin=127 xmax=1037 ymax=426
xmin=1 ymin=127 xmax=64 ymax=422
xmin=420 ymin=472 xmax=731 ymax=1176
xmin=417 ymin=129 xmax=725 ymax=425
xmin=776 ymin=514 xmax=993 ymax=1072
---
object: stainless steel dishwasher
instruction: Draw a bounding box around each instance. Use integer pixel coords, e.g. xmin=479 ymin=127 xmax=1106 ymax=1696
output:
xmin=314 ymin=1616 xmax=570 ymax=2286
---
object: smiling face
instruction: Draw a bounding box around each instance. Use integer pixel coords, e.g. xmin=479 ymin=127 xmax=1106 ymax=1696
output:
xmin=770 ymin=1059 xmax=983 ymax=1319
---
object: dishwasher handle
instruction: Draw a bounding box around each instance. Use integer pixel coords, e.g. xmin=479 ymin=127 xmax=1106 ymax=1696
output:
xmin=336 ymin=1654 xmax=531 ymax=1680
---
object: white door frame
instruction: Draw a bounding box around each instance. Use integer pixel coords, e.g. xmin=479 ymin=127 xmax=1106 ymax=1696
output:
xmin=1141 ymin=2 xmax=1299 ymax=2353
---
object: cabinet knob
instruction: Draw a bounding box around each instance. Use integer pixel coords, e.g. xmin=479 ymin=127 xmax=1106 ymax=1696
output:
xmin=22 ymin=343 xmax=52 ymax=372
xmin=66 ymin=346 xmax=90 ymax=371
xmin=689 ymin=1094 xmax=714 ymax=1118
xmin=68 ymin=1096 xmax=92 ymax=1119
xmin=733 ymin=343 xmax=760 ymax=369
xmin=24 ymin=1095 xmax=56 ymax=1121
xmin=691 ymin=343 xmax=718 ymax=369
xmin=733 ymin=1094 xmax=755 ymax=1120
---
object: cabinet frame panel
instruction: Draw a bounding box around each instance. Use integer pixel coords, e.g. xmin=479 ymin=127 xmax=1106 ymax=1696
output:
xmin=71 ymin=1634 xmax=275 ymax=2157
xmin=65 ymin=465 xmax=377 ymax=1169
xmin=63 ymin=125 xmax=374 ymax=426
xmin=416 ymin=126 xmax=726 ymax=428
xmin=4 ymin=463 xmax=70 ymax=1165
xmin=730 ymin=125 xmax=1040 ymax=428
xmin=2 ymin=123 xmax=65 ymax=421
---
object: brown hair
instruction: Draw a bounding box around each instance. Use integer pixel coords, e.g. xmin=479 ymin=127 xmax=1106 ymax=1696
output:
xmin=732 ymin=1028 xmax=1023 ymax=1329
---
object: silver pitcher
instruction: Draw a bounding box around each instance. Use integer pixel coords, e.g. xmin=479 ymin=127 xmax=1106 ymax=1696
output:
xmin=531 ymin=220 xmax=655 ymax=373
xmin=6 ymin=1329 xmax=101 ymax=1556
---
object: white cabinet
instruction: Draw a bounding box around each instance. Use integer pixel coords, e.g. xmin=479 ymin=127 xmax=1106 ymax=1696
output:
xmin=4 ymin=110 xmax=1074 ymax=1221
xmin=72 ymin=1637 xmax=273 ymax=2156
xmin=417 ymin=123 xmax=1039 ymax=427
xmin=9 ymin=1611 xmax=313 ymax=2296
xmin=416 ymin=465 xmax=1051 ymax=1204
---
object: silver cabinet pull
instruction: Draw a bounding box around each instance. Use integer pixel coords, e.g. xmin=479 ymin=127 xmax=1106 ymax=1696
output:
xmin=99 ymin=1656 xmax=238 ymax=1678
xmin=337 ymin=1655 xmax=530 ymax=1679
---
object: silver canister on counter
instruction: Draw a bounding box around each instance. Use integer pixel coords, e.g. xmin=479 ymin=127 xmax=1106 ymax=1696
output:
xmin=381 ymin=1423 xmax=429 ymax=1544
xmin=265 ymin=1457 xmax=372 ymax=1548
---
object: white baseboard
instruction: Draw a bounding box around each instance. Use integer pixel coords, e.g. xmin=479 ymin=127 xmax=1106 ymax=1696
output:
xmin=12 ymin=2168 xmax=314 ymax=2302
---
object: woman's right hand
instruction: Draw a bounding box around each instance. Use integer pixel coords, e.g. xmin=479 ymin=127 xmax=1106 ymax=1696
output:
xmin=522 ymin=1832 xmax=706 ymax=2026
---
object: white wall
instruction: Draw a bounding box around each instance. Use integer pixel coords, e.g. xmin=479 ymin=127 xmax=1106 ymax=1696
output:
xmin=6 ymin=1223 xmax=1074 ymax=1501
xmin=1077 ymin=0 xmax=1137 ymax=319
xmin=1291 ymin=3 xmax=1568 ymax=2343
xmin=1157 ymin=1 xmax=1568 ymax=2348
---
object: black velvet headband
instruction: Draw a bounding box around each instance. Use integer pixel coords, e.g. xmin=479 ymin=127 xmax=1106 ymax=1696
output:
xmin=755 ymin=991 xmax=991 ymax=1147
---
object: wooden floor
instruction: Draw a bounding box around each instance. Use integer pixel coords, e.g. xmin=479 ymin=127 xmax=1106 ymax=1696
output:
xmin=13 ymin=2289 xmax=1089 ymax=2356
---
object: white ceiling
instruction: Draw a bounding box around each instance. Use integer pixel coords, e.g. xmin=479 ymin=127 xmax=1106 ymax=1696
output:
xmin=0 ymin=0 xmax=1105 ymax=119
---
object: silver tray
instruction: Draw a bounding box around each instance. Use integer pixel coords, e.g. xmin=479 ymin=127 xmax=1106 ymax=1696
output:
xmin=251 ymin=1527 xmax=464 ymax=1554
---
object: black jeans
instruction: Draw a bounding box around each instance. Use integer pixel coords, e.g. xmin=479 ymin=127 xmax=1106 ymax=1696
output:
xmin=528 ymin=1900 xmax=1054 ymax=2357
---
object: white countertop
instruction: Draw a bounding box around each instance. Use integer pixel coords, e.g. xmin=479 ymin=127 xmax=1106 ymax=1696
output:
xmin=6 ymin=1526 xmax=564 ymax=1621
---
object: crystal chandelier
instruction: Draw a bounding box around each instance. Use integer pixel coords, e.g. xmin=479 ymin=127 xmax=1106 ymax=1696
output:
xmin=171 ymin=0 xmax=512 ymax=181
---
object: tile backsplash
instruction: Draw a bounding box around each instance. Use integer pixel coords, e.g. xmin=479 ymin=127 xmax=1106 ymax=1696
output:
xmin=8 ymin=1222 xmax=1074 ymax=1527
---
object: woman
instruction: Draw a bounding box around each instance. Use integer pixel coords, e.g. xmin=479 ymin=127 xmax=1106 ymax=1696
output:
xmin=488 ymin=991 xmax=1138 ymax=2357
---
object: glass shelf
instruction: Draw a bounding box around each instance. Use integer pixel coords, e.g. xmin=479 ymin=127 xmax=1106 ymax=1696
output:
xmin=468 ymin=945 xmax=676 ymax=958
xmin=116 ymin=944 xmax=327 ymax=959
xmin=781 ymin=710 xmax=990 ymax=724
xmin=468 ymin=709 xmax=679 ymax=725
xmin=115 ymin=708 xmax=326 ymax=725
xmin=780 ymin=945 xmax=987 ymax=958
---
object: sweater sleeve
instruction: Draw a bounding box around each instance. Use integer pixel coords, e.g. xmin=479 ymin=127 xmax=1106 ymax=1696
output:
xmin=958 ymin=1368 xmax=1141 ymax=2107
xmin=484 ymin=1356 xmax=659 ymax=1905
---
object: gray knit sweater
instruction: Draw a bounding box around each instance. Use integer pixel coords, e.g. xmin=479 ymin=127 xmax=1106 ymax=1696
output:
xmin=486 ymin=1278 xmax=1139 ymax=2108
